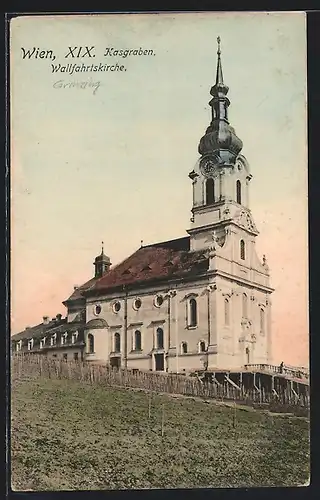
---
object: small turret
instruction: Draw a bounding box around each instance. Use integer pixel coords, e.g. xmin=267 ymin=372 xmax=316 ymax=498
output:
xmin=94 ymin=241 xmax=111 ymax=278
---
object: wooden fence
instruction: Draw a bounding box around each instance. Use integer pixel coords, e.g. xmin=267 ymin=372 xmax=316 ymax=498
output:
xmin=11 ymin=354 xmax=309 ymax=415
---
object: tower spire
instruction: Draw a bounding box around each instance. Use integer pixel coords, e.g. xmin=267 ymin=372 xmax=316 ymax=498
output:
xmin=215 ymin=36 xmax=224 ymax=85
xmin=197 ymin=37 xmax=243 ymax=164
xmin=211 ymin=36 xmax=229 ymax=107
xmin=101 ymin=240 xmax=104 ymax=255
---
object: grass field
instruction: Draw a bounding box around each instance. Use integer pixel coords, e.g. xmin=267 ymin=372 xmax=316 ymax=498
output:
xmin=11 ymin=374 xmax=310 ymax=491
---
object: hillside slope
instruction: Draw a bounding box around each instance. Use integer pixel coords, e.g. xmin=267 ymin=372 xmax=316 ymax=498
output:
xmin=11 ymin=376 xmax=309 ymax=490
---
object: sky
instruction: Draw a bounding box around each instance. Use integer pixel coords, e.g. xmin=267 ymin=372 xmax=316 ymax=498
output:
xmin=10 ymin=12 xmax=308 ymax=367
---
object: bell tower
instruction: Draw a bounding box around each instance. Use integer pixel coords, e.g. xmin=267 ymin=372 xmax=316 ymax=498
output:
xmin=187 ymin=38 xmax=274 ymax=367
xmin=188 ymin=37 xmax=256 ymax=253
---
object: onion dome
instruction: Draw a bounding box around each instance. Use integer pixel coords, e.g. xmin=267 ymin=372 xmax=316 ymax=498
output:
xmin=198 ymin=36 xmax=243 ymax=166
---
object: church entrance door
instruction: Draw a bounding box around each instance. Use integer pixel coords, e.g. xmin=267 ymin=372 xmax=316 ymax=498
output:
xmin=154 ymin=353 xmax=164 ymax=371
xmin=110 ymin=357 xmax=121 ymax=369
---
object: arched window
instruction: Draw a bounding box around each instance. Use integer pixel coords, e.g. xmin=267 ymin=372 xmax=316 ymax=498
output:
xmin=242 ymin=293 xmax=248 ymax=318
xmin=114 ymin=332 xmax=121 ymax=353
xmin=199 ymin=341 xmax=206 ymax=353
xmin=134 ymin=330 xmax=142 ymax=351
xmin=188 ymin=298 xmax=197 ymax=327
xmin=236 ymin=180 xmax=242 ymax=204
xmin=240 ymin=240 xmax=245 ymax=260
xmin=156 ymin=328 xmax=164 ymax=349
xmin=206 ymin=178 xmax=215 ymax=205
xmin=224 ymin=298 xmax=230 ymax=325
xmin=260 ymin=309 xmax=265 ymax=334
xmin=88 ymin=333 xmax=94 ymax=354
xmin=181 ymin=342 xmax=188 ymax=354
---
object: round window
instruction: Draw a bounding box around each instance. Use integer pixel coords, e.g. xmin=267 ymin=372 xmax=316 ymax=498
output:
xmin=94 ymin=305 xmax=101 ymax=315
xmin=113 ymin=301 xmax=121 ymax=313
xmin=133 ymin=298 xmax=142 ymax=310
xmin=154 ymin=295 xmax=164 ymax=307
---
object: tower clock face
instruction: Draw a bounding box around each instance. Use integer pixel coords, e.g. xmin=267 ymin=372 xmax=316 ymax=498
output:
xmin=200 ymin=155 xmax=220 ymax=178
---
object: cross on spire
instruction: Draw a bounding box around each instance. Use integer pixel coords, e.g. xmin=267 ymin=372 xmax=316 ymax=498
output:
xmin=101 ymin=241 xmax=104 ymax=254
xmin=217 ymin=36 xmax=221 ymax=55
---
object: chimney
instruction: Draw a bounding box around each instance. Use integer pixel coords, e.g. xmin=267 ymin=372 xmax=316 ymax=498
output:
xmin=56 ymin=313 xmax=62 ymax=321
xmin=43 ymin=315 xmax=49 ymax=325
xmin=74 ymin=285 xmax=79 ymax=290
xmin=25 ymin=326 xmax=31 ymax=330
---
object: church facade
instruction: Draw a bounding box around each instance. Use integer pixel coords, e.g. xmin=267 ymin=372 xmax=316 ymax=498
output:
xmin=11 ymin=40 xmax=274 ymax=373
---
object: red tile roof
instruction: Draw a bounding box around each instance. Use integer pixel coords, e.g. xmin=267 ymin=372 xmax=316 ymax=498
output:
xmin=63 ymin=277 xmax=97 ymax=303
xmin=12 ymin=238 xmax=209 ymax=341
xmin=85 ymin=236 xmax=209 ymax=296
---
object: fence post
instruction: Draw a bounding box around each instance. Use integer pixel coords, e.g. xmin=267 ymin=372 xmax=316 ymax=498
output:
xmin=161 ymin=403 xmax=165 ymax=437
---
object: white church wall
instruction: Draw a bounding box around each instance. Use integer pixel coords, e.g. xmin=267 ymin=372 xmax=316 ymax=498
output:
xmin=127 ymin=356 xmax=151 ymax=371
xmin=85 ymin=327 xmax=109 ymax=362
xmin=175 ymin=284 xmax=210 ymax=352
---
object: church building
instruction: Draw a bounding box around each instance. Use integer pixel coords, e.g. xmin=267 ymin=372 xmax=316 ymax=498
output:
xmin=11 ymin=39 xmax=274 ymax=373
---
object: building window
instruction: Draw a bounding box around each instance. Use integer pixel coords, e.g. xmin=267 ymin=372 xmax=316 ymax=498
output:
xmin=260 ymin=308 xmax=265 ymax=335
xmin=27 ymin=339 xmax=33 ymax=351
xmin=114 ymin=332 xmax=121 ymax=353
xmin=63 ymin=353 xmax=68 ymax=362
xmin=94 ymin=304 xmax=102 ymax=316
xmin=88 ymin=333 xmax=94 ymax=354
xmin=188 ymin=298 xmax=197 ymax=327
xmin=206 ymin=178 xmax=215 ymax=205
xmin=236 ymin=180 xmax=242 ymax=204
xmin=242 ymin=293 xmax=248 ymax=318
xmin=199 ymin=341 xmax=206 ymax=353
xmin=61 ymin=333 xmax=68 ymax=346
xmin=181 ymin=342 xmax=188 ymax=354
xmin=16 ymin=341 xmax=22 ymax=352
xmin=72 ymin=332 xmax=78 ymax=344
xmin=51 ymin=334 xmax=57 ymax=346
xmin=224 ymin=298 xmax=230 ymax=326
xmin=40 ymin=338 xmax=45 ymax=349
xmin=73 ymin=352 xmax=79 ymax=361
xmin=133 ymin=298 xmax=142 ymax=310
xmin=240 ymin=240 xmax=245 ymax=260
xmin=134 ymin=330 xmax=142 ymax=351
xmin=156 ymin=328 xmax=164 ymax=349
xmin=112 ymin=301 xmax=121 ymax=313
xmin=154 ymin=294 xmax=164 ymax=308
